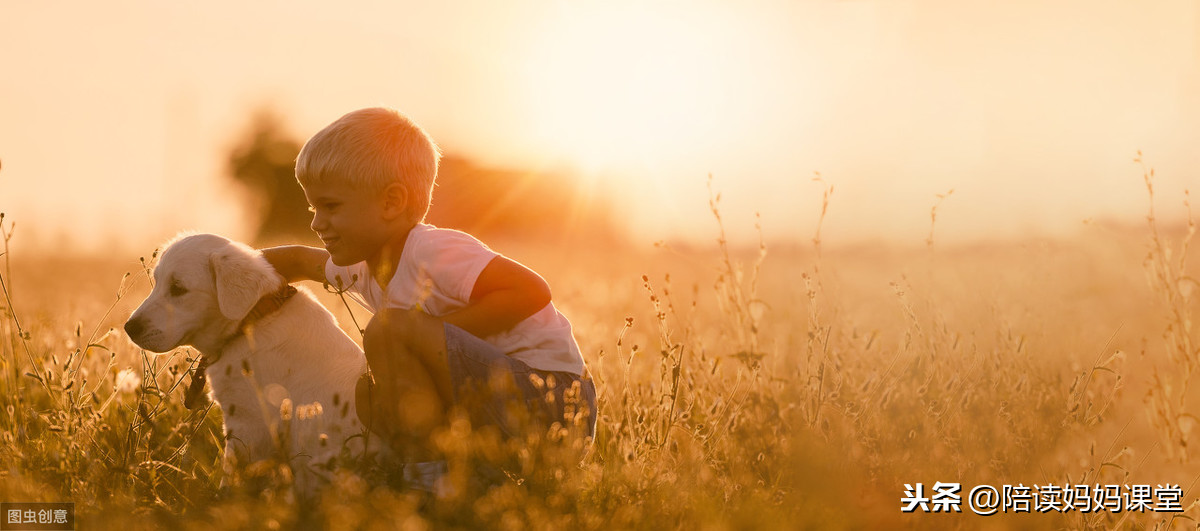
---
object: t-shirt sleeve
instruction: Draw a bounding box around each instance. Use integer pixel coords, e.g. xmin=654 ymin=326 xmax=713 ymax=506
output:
xmin=413 ymin=230 xmax=499 ymax=304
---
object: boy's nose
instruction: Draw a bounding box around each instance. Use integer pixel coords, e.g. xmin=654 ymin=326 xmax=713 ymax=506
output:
xmin=310 ymin=212 xmax=326 ymax=232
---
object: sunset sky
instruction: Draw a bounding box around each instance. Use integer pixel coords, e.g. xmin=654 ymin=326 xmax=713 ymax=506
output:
xmin=1 ymin=1 xmax=1198 ymax=252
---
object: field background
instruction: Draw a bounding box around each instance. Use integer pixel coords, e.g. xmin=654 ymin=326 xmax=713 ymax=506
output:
xmin=3 ymin=2 xmax=1200 ymax=529
xmin=1 ymin=177 xmax=1198 ymax=529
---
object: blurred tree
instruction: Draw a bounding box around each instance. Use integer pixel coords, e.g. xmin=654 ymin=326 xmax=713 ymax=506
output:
xmin=227 ymin=110 xmax=311 ymax=245
xmin=227 ymin=109 xmax=624 ymax=247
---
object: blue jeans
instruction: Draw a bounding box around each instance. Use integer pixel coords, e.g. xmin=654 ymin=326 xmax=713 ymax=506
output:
xmin=442 ymin=322 xmax=597 ymax=441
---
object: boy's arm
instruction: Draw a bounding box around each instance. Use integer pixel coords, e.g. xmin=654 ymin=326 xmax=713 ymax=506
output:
xmin=441 ymin=256 xmax=552 ymax=338
xmin=260 ymin=245 xmax=330 ymax=284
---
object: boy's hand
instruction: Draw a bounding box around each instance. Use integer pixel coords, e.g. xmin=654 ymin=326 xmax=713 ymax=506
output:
xmin=443 ymin=256 xmax=551 ymax=338
xmin=261 ymin=245 xmax=330 ymax=284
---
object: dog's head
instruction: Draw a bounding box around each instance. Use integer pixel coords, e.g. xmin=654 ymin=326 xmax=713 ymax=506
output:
xmin=124 ymin=233 xmax=284 ymax=352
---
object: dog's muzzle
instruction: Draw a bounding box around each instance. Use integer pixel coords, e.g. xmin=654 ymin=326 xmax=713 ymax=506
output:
xmin=124 ymin=317 xmax=147 ymax=342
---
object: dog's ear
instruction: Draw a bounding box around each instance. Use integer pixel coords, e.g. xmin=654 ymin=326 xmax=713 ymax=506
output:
xmin=211 ymin=244 xmax=280 ymax=320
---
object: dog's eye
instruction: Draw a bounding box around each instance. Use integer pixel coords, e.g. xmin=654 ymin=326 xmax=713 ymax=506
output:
xmin=169 ymin=281 xmax=188 ymax=297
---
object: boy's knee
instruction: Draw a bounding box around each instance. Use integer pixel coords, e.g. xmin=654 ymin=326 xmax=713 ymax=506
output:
xmin=363 ymin=309 xmax=445 ymax=365
xmin=363 ymin=309 xmax=413 ymax=352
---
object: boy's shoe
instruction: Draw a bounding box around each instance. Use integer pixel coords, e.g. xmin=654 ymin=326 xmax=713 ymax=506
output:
xmin=402 ymin=460 xmax=453 ymax=498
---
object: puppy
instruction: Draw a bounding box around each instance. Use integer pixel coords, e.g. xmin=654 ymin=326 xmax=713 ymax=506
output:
xmin=124 ymin=233 xmax=385 ymax=499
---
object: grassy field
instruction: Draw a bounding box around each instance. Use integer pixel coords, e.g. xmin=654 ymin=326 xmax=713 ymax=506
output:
xmin=1 ymin=174 xmax=1199 ymax=530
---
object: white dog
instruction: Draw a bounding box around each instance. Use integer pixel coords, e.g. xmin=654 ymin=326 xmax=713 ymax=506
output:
xmin=124 ymin=233 xmax=385 ymax=499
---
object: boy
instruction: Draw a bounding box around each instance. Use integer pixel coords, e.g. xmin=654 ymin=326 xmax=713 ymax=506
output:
xmin=261 ymin=107 xmax=596 ymax=485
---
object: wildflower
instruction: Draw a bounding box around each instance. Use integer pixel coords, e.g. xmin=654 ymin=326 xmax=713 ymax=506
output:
xmin=115 ymin=368 xmax=140 ymax=394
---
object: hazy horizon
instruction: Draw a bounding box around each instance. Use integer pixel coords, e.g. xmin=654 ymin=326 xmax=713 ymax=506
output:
xmin=2 ymin=1 xmax=1198 ymax=254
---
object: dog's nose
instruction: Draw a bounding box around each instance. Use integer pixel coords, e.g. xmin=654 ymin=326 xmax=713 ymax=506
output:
xmin=124 ymin=317 xmax=145 ymax=339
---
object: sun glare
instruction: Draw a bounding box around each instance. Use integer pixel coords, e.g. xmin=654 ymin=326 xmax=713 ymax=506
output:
xmin=521 ymin=5 xmax=740 ymax=174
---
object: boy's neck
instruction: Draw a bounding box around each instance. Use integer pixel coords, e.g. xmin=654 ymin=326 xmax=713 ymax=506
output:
xmin=366 ymin=223 xmax=417 ymax=291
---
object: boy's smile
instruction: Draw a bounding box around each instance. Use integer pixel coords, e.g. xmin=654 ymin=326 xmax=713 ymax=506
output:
xmin=303 ymin=181 xmax=399 ymax=268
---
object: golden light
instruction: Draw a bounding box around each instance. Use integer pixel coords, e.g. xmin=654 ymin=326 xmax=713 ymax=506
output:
xmin=520 ymin=4 xmax=742 ymax=175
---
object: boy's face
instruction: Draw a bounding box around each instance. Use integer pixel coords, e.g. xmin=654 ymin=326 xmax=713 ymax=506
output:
xmin=303 ymin=181 xmax=392 ymax=266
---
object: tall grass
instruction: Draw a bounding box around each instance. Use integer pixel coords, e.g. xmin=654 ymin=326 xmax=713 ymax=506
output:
xmin=1139 ymin=150 xmax=1199 ymax=468
xmin=1 ymin=159 xmax=1199 ymax=529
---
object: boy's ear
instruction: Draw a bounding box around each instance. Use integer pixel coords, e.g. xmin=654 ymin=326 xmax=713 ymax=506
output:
xmin=381 ymin=183 xmax=408 ymax=221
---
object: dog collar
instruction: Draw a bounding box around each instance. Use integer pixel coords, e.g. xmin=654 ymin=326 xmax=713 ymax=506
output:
xmin=184 ymin=284 xmax=299 ymax=410
xmin=239 ymin=284 xmax=299 ymax=331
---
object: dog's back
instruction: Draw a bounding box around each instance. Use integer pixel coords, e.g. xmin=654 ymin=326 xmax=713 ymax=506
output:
xmin=207 ymin=289 xmax=365 ymax=447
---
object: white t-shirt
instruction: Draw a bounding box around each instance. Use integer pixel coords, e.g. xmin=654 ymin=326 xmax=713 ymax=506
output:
xmin=324 ymin=224 xmax=586 ymax=376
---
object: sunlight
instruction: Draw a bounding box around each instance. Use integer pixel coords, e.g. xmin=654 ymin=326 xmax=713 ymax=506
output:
xmin=520 ymin=4 xmax=738 ymax=174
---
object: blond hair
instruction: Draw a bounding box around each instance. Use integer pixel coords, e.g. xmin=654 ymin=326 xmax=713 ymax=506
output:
xmin=296 ymin=107 xmax=441 ymax=223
